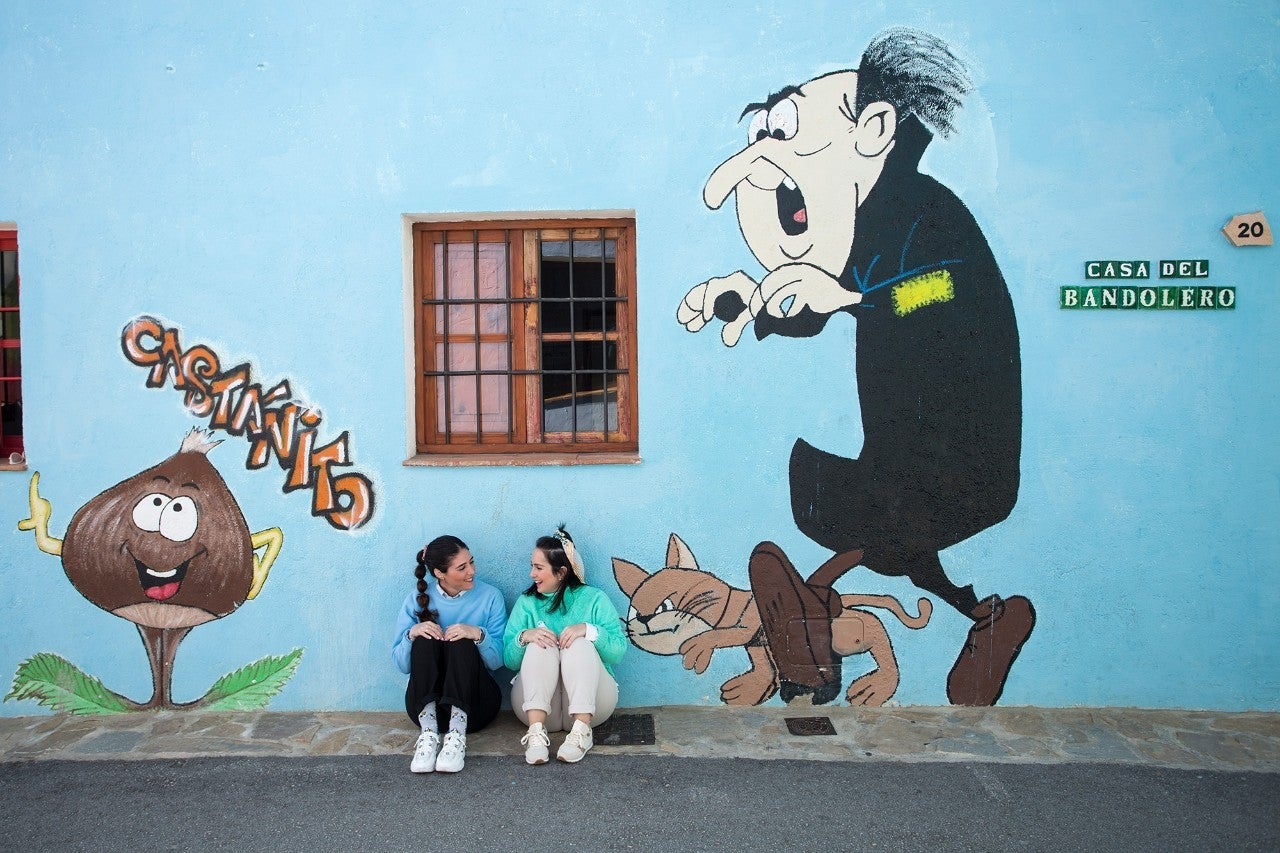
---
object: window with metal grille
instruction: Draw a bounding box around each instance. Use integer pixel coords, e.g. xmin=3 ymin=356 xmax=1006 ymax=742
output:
xmin=0 ymin=225 xmax=21 ymax=462
xmin=411 ymin=215 xmax=637 ymax=457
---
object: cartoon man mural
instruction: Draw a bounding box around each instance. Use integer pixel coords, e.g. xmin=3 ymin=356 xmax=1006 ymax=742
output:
xmin=678 ymin=28 xmax=1035 ymax=706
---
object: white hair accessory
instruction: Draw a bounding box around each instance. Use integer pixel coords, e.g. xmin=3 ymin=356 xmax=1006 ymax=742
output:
xmin=554 ymin=528 xmax=585 ymax=582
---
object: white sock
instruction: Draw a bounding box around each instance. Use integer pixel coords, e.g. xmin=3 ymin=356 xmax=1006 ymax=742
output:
xmin=449 ymin=706 xmax=468 ymax=735
xmin=419 ymin=701 xmax=438 ymax=732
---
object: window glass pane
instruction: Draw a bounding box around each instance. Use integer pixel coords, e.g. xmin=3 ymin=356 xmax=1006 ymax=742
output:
xmin=1 ymin=252 xmax=16 ymax=307
xmin=435 ymin=342 xmax=509 ymax=373
xmin=539 ymin=342 xmax=618 ymax=433
xmin=476 ymin=243 xmax=507 ymax=299
xmin=445 ymin=375 xmax=477 ymax=432
xmin=2 ymin=349 xmax=19 ymax=378
xmin=539 ymin=240 xmax=572 ymax=333
xmin=478 ymin=375 xmax=509 ymax=434
xmin=441 ymin=239 xmax=507 ymax=300
xmin=435 ymin=239 xmax=506 ymax=335
xmin=445 ymin=303 xmax=476 ymax=337
xmin=574 ymin=300 xmax=615 ymax=334
xmin=0 ymin=378 xmax=20 ymax=439
xmin=569 ymin=236 xmax=615 ymax=299
xmin=1 ymin=312 xmax=17 ymax=341
xmin=480 ymin=303 xmax=507 ymax=335
xmin=440 ymin=375 xmax=509 ymax=435
xmin=540 ymin=238 xmax=616 ymax=333
xmin=541 ymin=342 xmax=572 ymax=401
xmin=479 ymin=342 xmax=508 ymax=371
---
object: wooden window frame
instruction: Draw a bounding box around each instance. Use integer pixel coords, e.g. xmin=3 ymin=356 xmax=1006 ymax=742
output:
xmin=409 ymin=214 xmax=639 ymax=463
xmin=0 ymin=224 xmax=22 ymax=466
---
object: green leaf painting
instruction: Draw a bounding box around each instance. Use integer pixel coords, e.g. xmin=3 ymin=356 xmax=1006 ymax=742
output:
xmin=5 ymin=648 xmax=304 ymax=714
xmin=201 ymin=648 xmax=304 ymax=711
xmin=5 ymin=653 xmax=137 ymax=715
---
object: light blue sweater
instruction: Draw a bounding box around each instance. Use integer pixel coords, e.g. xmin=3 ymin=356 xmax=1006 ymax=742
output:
xmin=391 ymin=578 xmax=508 ymax=673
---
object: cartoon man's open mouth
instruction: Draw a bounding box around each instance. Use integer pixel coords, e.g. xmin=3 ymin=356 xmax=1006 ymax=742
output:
xmin=777 ymin=175 xmax=808 ymax=236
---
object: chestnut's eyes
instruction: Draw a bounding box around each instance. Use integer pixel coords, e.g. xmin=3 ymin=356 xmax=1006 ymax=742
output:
xmin=160 ymin=496 xmax=199 ymax=542
xmin=131 ymin=493 xmax=199 ymax=541
xmin=132 ymin=494 xmax=168 ymax=532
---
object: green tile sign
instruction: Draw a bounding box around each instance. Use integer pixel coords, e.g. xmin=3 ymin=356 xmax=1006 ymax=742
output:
xmin=1069 ymin=260 xmax=1231 ymax=309
xmin=1061 ymin=286 xmax=1235 ymax=309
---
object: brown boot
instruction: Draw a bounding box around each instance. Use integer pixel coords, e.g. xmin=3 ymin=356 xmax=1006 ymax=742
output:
xmin=946 ymin=595 xmax=1036 ymax=706
xmin=748 ymin=542 xmax=843 ymax=703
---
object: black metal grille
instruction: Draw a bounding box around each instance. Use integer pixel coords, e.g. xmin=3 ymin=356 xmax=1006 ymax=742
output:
xmin=422 ymin=225 xmax=628 ymax=446
xmin=592 ymin=713 xmax=656 ymax=746
xmin=784 ymin=716 xmax=837 ymax=736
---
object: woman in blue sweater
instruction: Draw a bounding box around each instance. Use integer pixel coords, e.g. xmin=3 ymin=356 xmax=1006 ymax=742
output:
xmin=503 ymin=528 xmax=626 ymax=765
xmin=392 ymin=535 xmax=508 ymax=774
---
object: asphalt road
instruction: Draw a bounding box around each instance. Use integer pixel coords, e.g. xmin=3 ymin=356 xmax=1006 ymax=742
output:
xmin=2 ymin=755 xmax=1276 ymax=851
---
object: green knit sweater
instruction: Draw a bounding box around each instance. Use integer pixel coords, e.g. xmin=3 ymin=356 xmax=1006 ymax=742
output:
xmin=502 ymin=584 xmax=627 ymax=677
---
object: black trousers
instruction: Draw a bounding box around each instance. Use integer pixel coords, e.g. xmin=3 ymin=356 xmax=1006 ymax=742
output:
xmin=404 ymin=638 xmax=502 ymax=733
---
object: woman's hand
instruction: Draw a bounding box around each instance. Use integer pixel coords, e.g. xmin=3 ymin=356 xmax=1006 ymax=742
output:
xmin=444 ymin=623 xmax=483 ymax=642
xmin=521 ymin=627 xmax=558 ymax=649
xmin=408 ymin=621 xmax=443 ymax=641
xmin=559 ymin=623 xmax=589 ymax=648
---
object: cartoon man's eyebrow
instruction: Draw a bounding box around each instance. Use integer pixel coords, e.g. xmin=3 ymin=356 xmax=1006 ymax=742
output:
xmin=151 ymin=476 xmax=171 ymax=484
xmin=181 ymin=482 xmax=201 ymax=490
xmin=739 ymin=85 xmax=804 ymax=120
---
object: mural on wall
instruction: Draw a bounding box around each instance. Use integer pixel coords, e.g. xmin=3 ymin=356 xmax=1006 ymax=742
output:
xmin=10 ymin=429 xmax=300 ymax=713
xmin=614 ymin=534 xmax=930 ymax=705
xmin=121 ymin=315 xmax=375 ymax=532
xmin=673 ymin=27 xmax=1035 ymax=706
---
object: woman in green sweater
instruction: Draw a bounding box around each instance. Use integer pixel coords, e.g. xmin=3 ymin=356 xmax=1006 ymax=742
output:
xmin=503 ymin=527 xmax=626 ymax=764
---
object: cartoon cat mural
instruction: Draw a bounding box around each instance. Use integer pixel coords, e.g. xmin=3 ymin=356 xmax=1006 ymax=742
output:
xmin=614 ymin=534 xmax=930 ymax=706
xmin=677 ymin=27 xmax=1035 ymax=705
xmin=11 ymin=429 xmax=300 ymax=713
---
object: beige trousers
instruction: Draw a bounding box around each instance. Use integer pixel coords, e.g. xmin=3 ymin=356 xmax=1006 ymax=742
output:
xmin=510 ymin=639 xmax=618 ymax=732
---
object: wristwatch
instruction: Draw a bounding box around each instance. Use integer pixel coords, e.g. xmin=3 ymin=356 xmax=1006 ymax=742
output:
xmin=474 ymin=628 xmax=486 ymax=644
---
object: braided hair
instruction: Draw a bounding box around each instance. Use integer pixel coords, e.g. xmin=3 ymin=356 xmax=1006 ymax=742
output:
xmin=416 ymin=534 xmax=468 ymax=623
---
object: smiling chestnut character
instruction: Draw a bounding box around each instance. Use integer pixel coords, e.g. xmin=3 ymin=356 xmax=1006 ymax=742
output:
xmin=18 ymin=428 xmax=282 ymax=709
xmin=62 ymin=429 xmax=254 ymax=629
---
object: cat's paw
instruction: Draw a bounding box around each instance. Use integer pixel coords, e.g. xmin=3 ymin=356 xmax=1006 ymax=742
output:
xmin=721 ymin=671 xmax=778 ymax=705
xmin=844 ymin=668 xmax=898 ymax=706
xmin=679 ymin=634 xmax=720 ymax=673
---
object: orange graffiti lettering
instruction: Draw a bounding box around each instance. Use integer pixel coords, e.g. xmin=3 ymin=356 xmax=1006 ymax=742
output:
xmin=120 ymin=316 xmax=375 ymax=529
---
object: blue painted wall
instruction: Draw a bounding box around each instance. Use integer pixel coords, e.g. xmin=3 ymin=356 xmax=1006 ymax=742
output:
xmin=1 ymin=1 xmax=1277 ymax=714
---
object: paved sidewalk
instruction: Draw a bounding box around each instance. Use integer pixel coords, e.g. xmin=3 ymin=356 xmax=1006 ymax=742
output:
xmin=2 ymin=704 xmax=1277 ymax=771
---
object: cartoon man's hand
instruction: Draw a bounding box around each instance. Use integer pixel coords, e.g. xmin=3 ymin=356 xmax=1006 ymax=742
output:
xmin=754 ymin=263 xmax=862 ymax=319
xmin=677 ymin=271 xmax=760 ymax=347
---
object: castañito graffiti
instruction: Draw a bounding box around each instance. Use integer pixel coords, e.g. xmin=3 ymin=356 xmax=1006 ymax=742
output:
xmin=121 ymin=316 xmax=375 ymax=530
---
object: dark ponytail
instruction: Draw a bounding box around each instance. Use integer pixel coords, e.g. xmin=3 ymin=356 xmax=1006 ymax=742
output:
xmin=416 ymin=534 xmax=468 ymax=623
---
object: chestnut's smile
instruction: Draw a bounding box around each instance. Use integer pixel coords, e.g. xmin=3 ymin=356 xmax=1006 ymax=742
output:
xmin=126 ymin=546 xmax=207 ymax=602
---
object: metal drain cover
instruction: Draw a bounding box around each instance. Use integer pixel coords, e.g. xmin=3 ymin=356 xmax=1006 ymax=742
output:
xmin=785 ymin=716 xmax=837 ymax=736
xmin=593 ymin=713 xmax=656 ymax=746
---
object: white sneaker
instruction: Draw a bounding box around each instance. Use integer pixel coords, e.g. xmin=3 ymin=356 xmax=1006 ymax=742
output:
xmin=410 ymin=730 xmax=440 ymax=773
xmin=435 ymin=730 xmax=466 ymax=773
xmin=521 ymin=722 xmax=551 ymax=765
xmin=556 ymin=721 xmax=593 ymax=763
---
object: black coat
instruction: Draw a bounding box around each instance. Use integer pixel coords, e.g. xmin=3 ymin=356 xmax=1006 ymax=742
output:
xmin=774 ymin=126 xmax=1022 ymax=556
